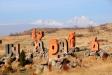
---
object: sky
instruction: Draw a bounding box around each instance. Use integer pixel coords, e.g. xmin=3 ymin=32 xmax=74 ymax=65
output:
xmin=0 ymin=0 xmax=112 ymax=35
xmin=0 ymin=0 xmax=112 ymax=24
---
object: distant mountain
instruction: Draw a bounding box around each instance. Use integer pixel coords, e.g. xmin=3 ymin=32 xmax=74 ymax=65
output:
xmin=0 ymin=16 xmax=104 ymax=36
xmin=32 ymin=16 xmax=97 ymax=28
xmin=0 ymin=24 xmax=37 ymax=36
xmin=7 ymin=23 xmax=112 ymax=37
xmin=67 ymin=16 xmax=97 ymax=27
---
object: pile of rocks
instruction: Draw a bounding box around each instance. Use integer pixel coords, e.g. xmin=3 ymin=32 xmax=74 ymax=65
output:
xmin=85 ymin=49 xmax=109 ymax=60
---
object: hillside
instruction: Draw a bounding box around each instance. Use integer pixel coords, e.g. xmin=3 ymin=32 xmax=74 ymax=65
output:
xmin=0 ymin=23 xmax=112 ymax=75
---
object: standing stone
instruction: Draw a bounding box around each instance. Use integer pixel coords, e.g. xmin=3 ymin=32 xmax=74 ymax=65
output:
xmin=90 ymin=37 xmax=99 ymax=52
xmin=58 ymin=39 xmax=68 ymax=54
xmin=5 ymin=44 xmax=13 ymax=57
xmin=12 ymin=44 xmax=20 ymax=59
xmin=48 ymin=39 xmax=59 ymax=61
xmin=68 ymin=32 xmax=75 ymax=49
xmin=15 ymin=44 xmax=20 ymax=59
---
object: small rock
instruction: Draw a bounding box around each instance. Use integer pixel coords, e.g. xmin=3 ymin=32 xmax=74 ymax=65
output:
xmin=75 ymin=47 xmax=80 ymax=52
xmin=69 ymin=61 xmax=77 ymax=68
xmin=19 ymin=67 xmax=26 ymax=72
xmin=98 ymin=50 xmax=108 ymax=59
xmin=84 ymin=50 xmax=90 ymax=56
xmin=89 ymin=51 xmax=97 ymax=56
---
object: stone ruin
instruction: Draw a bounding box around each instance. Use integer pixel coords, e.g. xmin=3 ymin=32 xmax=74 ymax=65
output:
xmin=85 ymin=37 xmax=108 ymax=59
xmin=4 ymin=44 xmax=20 ymax=59
xmin=0 ymin=28 xmax=109 ymax=74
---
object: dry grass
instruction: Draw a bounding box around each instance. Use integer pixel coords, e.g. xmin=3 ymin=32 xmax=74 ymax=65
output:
xmin=0 ymin=23 xmax=112 ymax=75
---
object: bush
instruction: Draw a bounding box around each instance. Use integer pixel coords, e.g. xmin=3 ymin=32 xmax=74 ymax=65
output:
xmin=19 ymin=50 xmax=26 ymax=67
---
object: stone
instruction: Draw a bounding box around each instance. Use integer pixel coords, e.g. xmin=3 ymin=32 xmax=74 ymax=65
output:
xmin=84 ymin=50 xmax=90 ymax=56
xmin=32 ymin=29 xmax=44 ymax=42
xmin=32 ymin=28 xmax=37 ymax=41
xmin=33 ymin=51 xmax=38 ymax=57
xmin=68 ymin=32 xmax=75 ymax=49
xmin=58 ymin=39 xmax=68 ymax=53
xmin=43 ymin=48 xmax=48 ymax=59
xmin=48 ymin=39 xmax=59 ymax=60
xmin=75 ymin=47 xmax=80 ymax=52
xmin=98 ymin=50 xmax=108 ymax=59
xmin=19 ymin=67 xmax=26 ymax=72
xmin=37 ymin=31 xmax=44 ymax=41
xmin=69 ymin=61 xmax=77 ymax=68
xmin=68 ymin=47 xmax=75 ymax=56
xmin=90 ymin=37 xmax=99 ymax=52
xmin=25 ymin=53 xmax=33 ymax=64
xmin=5 ymin=44 xmax=13 ymax=57
xmin=89 ymin=51 xmax=97 ymax=56
xmin=37 ymin=41 xmax=44 ymax=52
xmin=11 ymin=44 xmax=20 ymax=60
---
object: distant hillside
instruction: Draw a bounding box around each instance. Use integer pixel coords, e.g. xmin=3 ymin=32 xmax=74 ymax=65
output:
xmin=9 ymin=28 xmax=77 ymax=36
xmin=9 ymin=23 xmax=112 ymax=36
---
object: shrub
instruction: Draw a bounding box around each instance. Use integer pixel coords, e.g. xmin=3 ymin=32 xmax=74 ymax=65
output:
xmin=19 ymin=50 xmax=26 ymax=67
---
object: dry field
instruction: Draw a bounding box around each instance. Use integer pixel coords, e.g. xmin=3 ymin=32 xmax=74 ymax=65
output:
xmin=0 ymin=23 xmax=112 ymax=75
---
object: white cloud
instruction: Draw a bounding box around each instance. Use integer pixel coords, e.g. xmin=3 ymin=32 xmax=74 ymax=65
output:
xmin=32 ymin=19 xmax=64 ymax=28
xmin=67 ymin=16 xmax=97 ymax=27
xmin=31 ymin=16 xmax=97 ymax=28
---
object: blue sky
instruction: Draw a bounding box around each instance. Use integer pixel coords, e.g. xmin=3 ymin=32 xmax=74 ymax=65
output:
xmin=0 ymin=0 xmax=112 ymax=25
